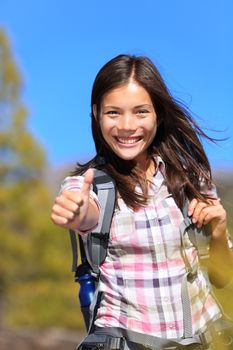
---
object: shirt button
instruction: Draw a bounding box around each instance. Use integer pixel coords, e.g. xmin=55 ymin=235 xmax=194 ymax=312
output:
xmin=164 ymin=297 xmax=169 ymax=302
xmin=169 ymin=324 xmax=175 ymax=329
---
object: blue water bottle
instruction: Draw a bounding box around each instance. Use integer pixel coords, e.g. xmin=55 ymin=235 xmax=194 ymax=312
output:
xmin=75 ymin=258 xmax=95 ymax=330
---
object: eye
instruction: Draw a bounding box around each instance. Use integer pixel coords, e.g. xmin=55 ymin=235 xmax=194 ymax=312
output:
xmin=136 ymin=109 xmax=149 ymax=117
xmin=105 ymin=110 xmax=119 ymax=117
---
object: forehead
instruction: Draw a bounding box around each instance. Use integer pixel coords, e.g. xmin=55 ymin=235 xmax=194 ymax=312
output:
xmin=102 ymin=81 xmax=152 ymax=107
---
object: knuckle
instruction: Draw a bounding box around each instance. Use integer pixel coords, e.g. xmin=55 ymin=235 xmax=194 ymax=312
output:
xmin=68 ymin=211 xmax=75 ymax=220
xmin=52 ymin=204 xmax=59 ymax=214
xmin=72 ymin=204 xmax=79 ymax=212
xmin=55 ymin=195 xmax=62 ymax=204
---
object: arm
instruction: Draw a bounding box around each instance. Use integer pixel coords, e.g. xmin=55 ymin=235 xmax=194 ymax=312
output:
xmin=51 ymin=169 xmax=99 ymax=232
xmin=188 ymin=198 xmax=233 ymax=288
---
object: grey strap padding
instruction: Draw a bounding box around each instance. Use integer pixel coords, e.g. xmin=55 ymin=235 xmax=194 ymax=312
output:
xmin=182 ymin=200 xmax=211 ymax=259
xmin=69 ymin=169 xmax=115 ymax=274
xmin=87 ymin=170 xmax=116 ymax=276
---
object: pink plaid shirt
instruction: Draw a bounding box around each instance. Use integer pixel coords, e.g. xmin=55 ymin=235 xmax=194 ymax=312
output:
xmin=60 ymin=157 xmax=222 ymax=338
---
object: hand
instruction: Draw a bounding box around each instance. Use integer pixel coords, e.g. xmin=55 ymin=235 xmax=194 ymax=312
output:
xmin=51 ymin=169 xmax=94 ymax=230
xmin=188 ymin=198 xmax=227 ymax=240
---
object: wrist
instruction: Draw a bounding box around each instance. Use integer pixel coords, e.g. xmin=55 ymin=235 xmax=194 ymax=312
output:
xmin=209 ymin=232 xmax=230 ymax=257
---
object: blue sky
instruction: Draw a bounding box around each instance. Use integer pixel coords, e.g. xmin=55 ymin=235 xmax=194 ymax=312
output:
xmin=1 ymin=0 xmax=233 ymax=170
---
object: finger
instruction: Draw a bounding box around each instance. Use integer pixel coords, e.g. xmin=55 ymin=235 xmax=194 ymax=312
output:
xmin=207 ymin=198 xmax=220 ymax=206
xmin=81 ymin=168 xmax=94 ymax=196
xmin=60 ymin=190 xmax=84 ymax=206
xmin=202 ymin=211 xmax=215 ymax=226
xmin=188 ymin=198 xmax=198 ymax=216
xmin=51 ymin=212 xmax=68 ymax=226
xmin=196 ymin=203 xmax=225 ymax=228
xmin=55 ymin=193 xmax=80 ymax=212
xmin=191 ymin=201 xmax=208 ymax=224
xmin=196 ymin=207 xmax=210 ymax=228
xmin=203 ymin=205 xmax=226 ymax=224
xmin=52 ymin=203 xmax=77 ymax=220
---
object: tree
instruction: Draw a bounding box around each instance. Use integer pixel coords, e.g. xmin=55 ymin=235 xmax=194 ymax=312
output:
xmin=0 ymin=29 xmax=83 ymax=330
xmin=0 ymin=27 xmax=47 ymax=326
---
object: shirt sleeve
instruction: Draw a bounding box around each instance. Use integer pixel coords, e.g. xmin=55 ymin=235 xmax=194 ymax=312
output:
xmin=200 ymin=180 xmax=218 ymax=199
xmin=59 ymin=175 xmax=101 ymax=235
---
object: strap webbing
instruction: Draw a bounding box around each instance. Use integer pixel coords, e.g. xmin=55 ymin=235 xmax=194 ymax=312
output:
xmin=90 ymin=177 xmax=116 ymax=275
xmin=179 ymin=216 xmax=197 ymax=338
xmin=181 ymin=272 xmax=193 ymax=338
xmin=93 ymin=326 xmax=211 ymax=348
xmin=69 ymin=229 xmax=78 ymax=272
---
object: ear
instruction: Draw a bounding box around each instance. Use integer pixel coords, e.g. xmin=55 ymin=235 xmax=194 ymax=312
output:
xmin=92 ymin=104 xmax=97 ymax=119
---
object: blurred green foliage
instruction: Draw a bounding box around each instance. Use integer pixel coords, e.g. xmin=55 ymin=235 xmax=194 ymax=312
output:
xmin=0 ymin=28 xmax=232 ymax=337
xmin=0 ymin=28 xmax=85 ymax=330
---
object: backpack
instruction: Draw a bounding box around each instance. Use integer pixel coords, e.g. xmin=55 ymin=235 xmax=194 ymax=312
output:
xmin=69 ymin=169 xmax=232 ymax=349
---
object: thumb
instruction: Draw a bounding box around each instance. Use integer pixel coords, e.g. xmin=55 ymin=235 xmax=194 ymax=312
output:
xmin=81 ymin=168 xmax=94 ymax=196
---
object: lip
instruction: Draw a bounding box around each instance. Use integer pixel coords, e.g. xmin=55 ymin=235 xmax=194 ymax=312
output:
xmin=114 ymin=136 xmax=143 ymax=146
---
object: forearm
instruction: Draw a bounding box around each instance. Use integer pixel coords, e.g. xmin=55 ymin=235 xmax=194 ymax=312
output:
xmin=208 ymin=234 xmax=233 ymax=288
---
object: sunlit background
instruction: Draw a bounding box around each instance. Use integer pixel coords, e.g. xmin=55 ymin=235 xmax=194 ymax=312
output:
xmin=0 ymin=1 xmax=232 ymax=349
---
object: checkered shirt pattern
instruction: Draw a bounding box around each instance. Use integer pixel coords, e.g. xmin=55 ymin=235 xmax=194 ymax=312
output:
xmin=60 ymin=158 xmax=222 ymax=339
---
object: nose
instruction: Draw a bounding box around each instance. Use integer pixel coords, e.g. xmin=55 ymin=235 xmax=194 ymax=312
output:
xmin=118 ymin=113 xmax=136 ymax=131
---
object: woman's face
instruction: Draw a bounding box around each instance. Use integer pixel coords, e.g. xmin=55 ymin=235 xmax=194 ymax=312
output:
xmin=95 ymin=81 xmax=157 ymax=167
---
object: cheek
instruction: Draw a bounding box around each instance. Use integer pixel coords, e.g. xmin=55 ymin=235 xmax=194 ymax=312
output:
xmin=100 ymin=118 xmax=115 ymax=136
xmin=144 ymin=121 xmax=157 ymax=137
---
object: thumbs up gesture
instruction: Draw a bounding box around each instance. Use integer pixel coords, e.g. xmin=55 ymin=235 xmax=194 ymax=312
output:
xmin=51 ymin=169 xmax=99 ymax=231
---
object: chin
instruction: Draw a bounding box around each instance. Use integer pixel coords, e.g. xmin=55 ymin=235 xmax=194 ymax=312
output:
xmin=115 ymin=153 xmax=141 ymax=162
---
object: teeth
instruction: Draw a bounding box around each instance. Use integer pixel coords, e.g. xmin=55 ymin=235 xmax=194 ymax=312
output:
xmin=117 ymin=137 xmax=141 ymax=144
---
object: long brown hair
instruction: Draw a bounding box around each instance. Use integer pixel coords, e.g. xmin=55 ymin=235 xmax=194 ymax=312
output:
xmin=73 ymin=54 xmax=214 ymax=209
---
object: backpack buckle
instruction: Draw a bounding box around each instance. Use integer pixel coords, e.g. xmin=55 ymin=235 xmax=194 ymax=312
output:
xmin=91 ymin=232 xmax=109 ymax=240
xmin=106 ymin=336 xmax=125 ymax=349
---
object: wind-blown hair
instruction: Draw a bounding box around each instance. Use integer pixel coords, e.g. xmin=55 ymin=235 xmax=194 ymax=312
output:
xmin=73 ymin=54 xmax=214 ymax=209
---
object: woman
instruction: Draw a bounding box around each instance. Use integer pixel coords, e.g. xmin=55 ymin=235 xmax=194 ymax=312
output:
xmin=51 ymin=54 xmax=233 ymax=349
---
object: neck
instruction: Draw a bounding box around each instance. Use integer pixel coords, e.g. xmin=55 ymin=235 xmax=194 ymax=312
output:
xmin=146 ymin=158 xmax=156 ymax=180
xmin=137 ymin=156 xmax=156 ymax=180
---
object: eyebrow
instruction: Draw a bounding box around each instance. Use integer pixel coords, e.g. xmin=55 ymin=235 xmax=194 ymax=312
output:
xmin=103 ymin=105 xmax=121 ymax=110
xmin=134 ymin=104 xmax=153 ymax=109
xmin=103 ymin=104 xmax=153 ymax=109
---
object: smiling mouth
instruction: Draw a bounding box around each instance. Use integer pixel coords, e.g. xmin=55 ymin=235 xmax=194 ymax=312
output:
xmin=115 ymin=136 xmax=143 ymax=144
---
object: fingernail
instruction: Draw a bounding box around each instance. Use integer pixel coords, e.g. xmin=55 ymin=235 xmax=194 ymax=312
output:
xmin=192 ymin=218 xmax=197 ymax=223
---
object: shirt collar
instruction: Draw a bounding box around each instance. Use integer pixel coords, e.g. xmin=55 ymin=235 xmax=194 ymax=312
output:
xmin=153 ymin=155 xmax=166 ymax=177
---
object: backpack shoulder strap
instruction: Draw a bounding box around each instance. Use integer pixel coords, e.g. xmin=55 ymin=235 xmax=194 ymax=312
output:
xmin=179 ymin=200 xmax=212 ymax=338
xmin=181 ymin=200 xmax=211 ymax=260
xmin=69 ymin=169 xmax=116 ymax=274
xmin=86 ymin=169 xmax=116 ymax=276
